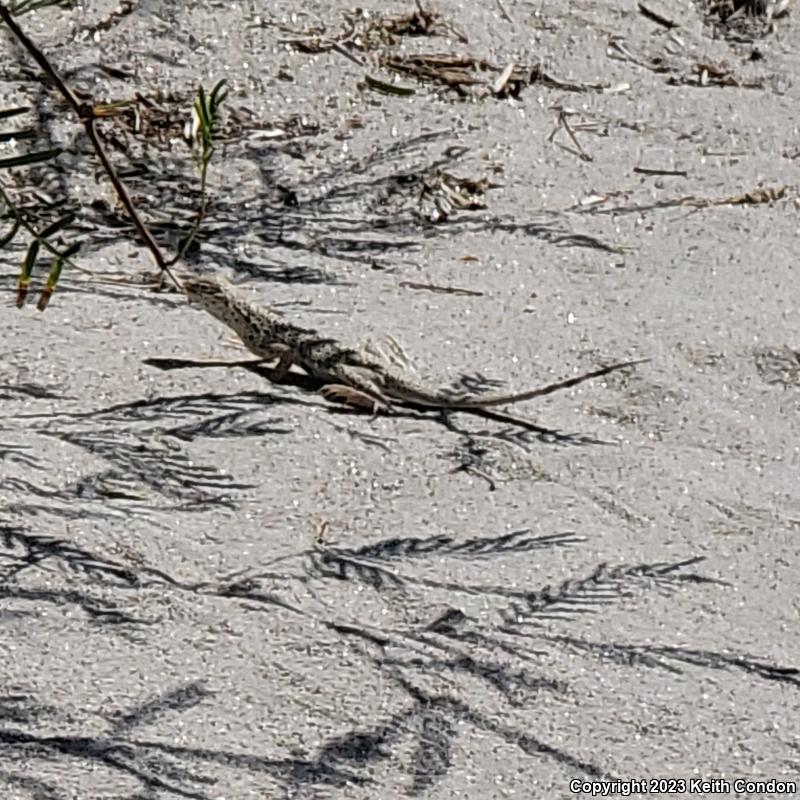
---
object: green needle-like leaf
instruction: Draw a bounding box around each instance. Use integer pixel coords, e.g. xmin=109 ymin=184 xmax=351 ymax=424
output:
xmin=37 ymin=240 xmax=78 ymax=310
xmin=0 ymin=217 xmax=20 ymax=247
xmin=0 ymin=147 xmax=62 ymax=169
xmin=49 ymin=241 xmax=80 ymax=284
xmin=21 ymin=238 xmax=40 ymax=281
xmin=38 ymin=211 xmax=75 ymax=239
xmin=0 ymin=106 xmax=30 ymax=120
xmin=0 ymin=128 xmax=38 ymax=143
xmin=6 ymin=0 xmax=77 ymax=15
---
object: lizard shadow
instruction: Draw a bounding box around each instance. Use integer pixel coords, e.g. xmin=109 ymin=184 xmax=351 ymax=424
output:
xmin=144 ymin=357 xmax=605 ymax=447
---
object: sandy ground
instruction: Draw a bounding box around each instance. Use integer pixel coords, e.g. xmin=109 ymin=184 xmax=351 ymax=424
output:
xmin=1 ymin=1 xmax=799 ymax=798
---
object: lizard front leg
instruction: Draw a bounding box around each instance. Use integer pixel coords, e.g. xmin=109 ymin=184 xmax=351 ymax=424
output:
xmin=239 ymin=339 xmax=298 ymax=378
xmin=268 ymin=349 xmax=295 ymax=380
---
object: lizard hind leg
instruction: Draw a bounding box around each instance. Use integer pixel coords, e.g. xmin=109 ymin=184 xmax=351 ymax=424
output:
xmin=320 ymin=384 xmax=389 ymax=414
xmin=320 ymin=364 xmax=392 ymax=414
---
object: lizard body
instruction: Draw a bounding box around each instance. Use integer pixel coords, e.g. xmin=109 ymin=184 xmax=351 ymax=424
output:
xmin=182 ymin=274 xmax=642 ymax=412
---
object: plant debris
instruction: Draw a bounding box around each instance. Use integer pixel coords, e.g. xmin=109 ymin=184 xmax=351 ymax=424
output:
xmin=399 ymin=280 xmax=484 ymax=297
xmin=418 ymin=171 xmax=497 ymax=223
xmin=575 ymin=185 xmax=789 ymax=215
xmin=380 ymin=53 xmax=608 ymax=97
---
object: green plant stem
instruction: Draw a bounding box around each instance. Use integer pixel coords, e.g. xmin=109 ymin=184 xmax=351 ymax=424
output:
xmin=168 ymin=156 xmax=209 ymax=267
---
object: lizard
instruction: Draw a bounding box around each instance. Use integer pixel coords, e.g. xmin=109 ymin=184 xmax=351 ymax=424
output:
xmin=181 ymin=273 xmax=645 ymax=413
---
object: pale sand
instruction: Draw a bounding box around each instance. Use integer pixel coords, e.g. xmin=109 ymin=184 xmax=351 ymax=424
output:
xmin=1 ymin=2 xmax=798 ymax=797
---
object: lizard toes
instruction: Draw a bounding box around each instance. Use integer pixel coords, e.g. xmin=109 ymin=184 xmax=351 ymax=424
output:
xmin=320 ymin=384 xmax=389 ymax=414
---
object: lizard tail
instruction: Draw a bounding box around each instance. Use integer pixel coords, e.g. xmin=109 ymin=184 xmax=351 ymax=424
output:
xmin=441 ymin=358 xmax=649 ymax=409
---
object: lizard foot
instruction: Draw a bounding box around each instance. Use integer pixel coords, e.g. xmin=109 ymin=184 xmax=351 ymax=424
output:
xmin=320 ymin=384 xmax=390 ymax=414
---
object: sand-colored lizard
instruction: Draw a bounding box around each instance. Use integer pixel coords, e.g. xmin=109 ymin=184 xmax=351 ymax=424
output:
xmin=182 ymin=274 xmax=644 ymax=412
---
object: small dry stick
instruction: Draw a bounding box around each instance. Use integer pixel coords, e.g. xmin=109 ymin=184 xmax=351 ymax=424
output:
xmin=548 ymin=109 xmax=592 ymax=162
xmin=496 ymin=0 xmax=514 ymax=23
